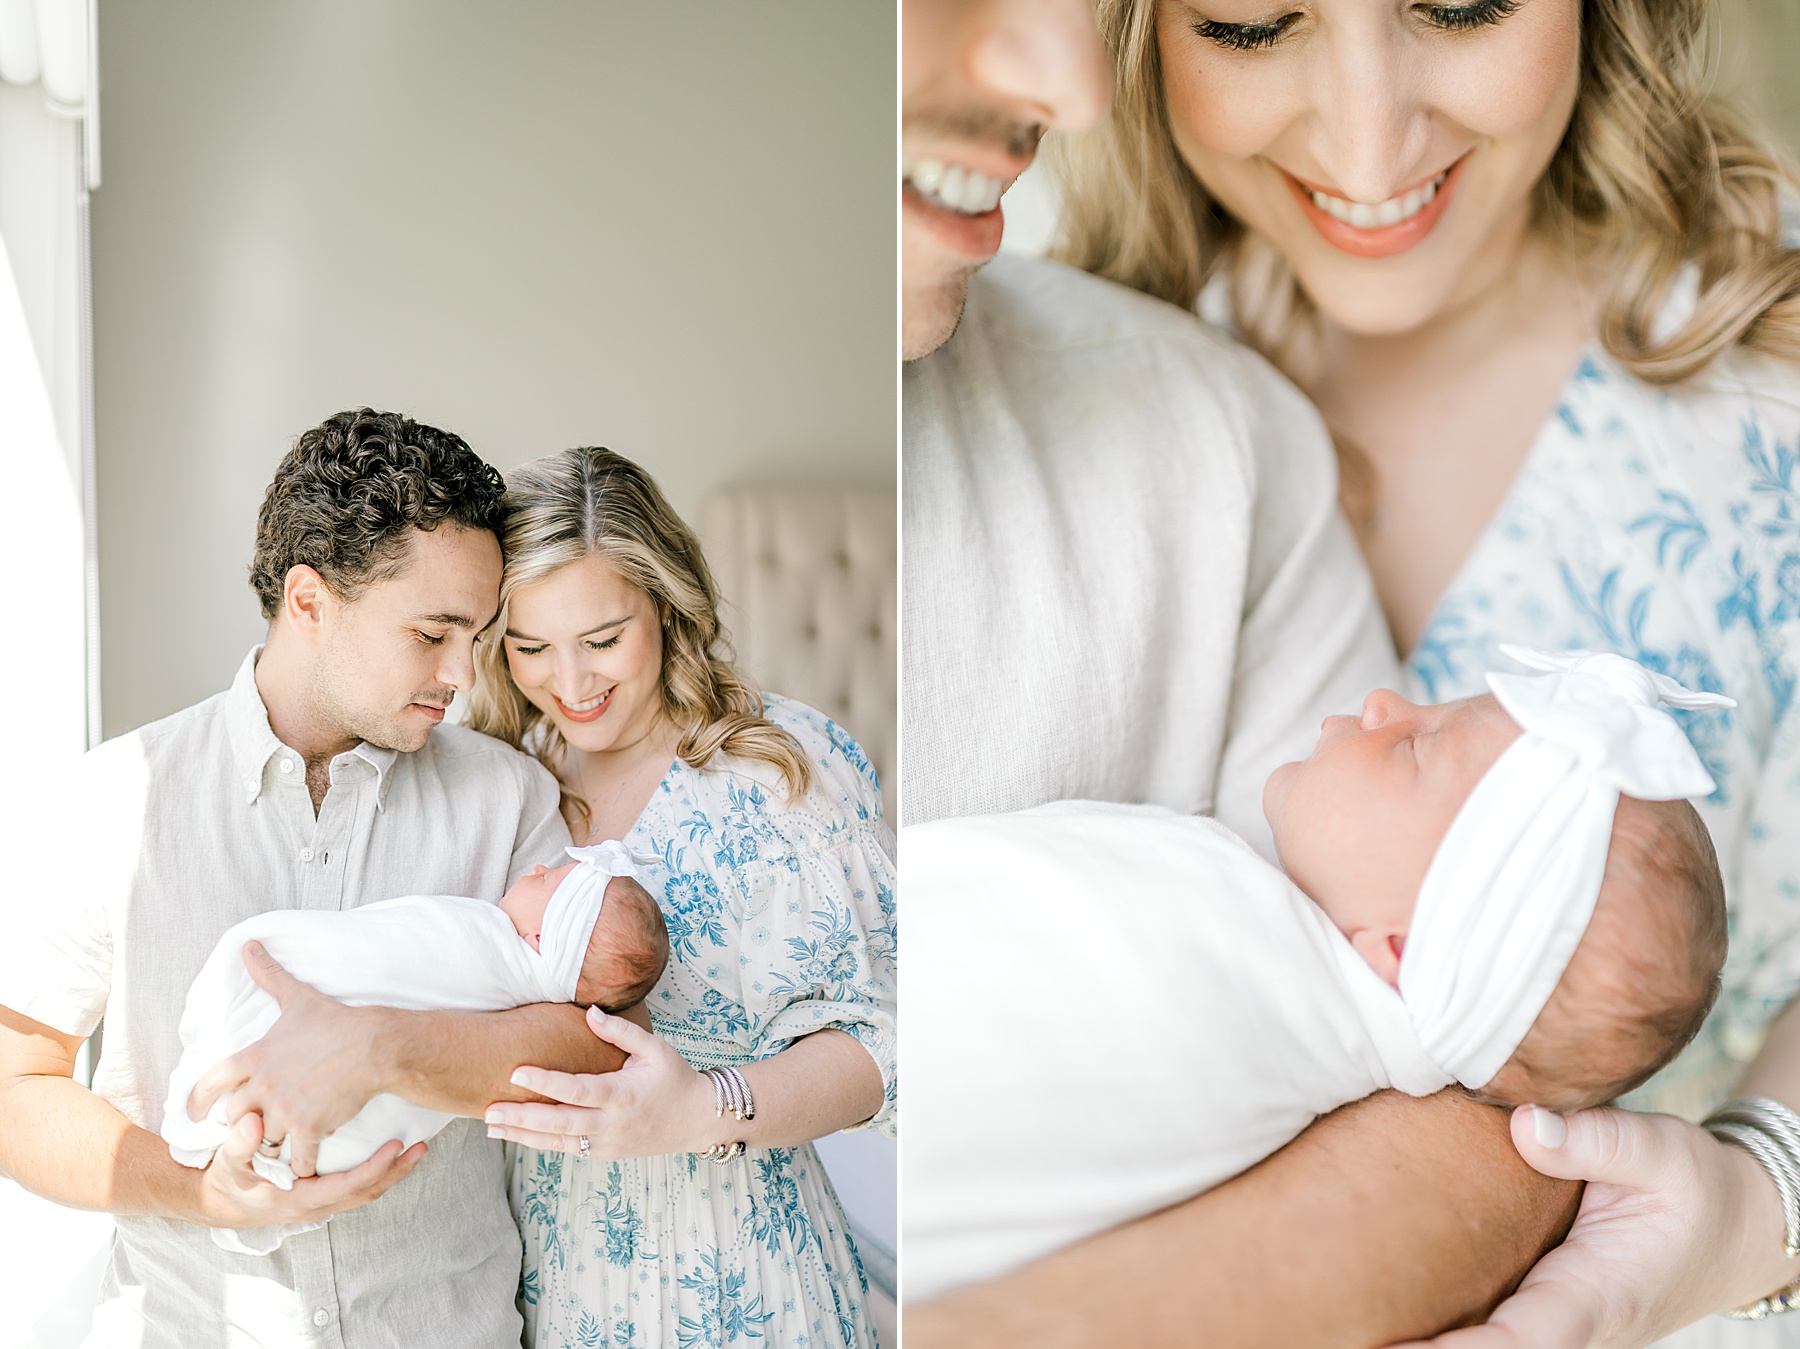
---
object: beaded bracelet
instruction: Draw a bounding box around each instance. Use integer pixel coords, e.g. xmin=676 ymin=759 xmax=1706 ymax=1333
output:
xmin=1723 ymin=1278 xmax=1800 ymax=1323
xmin=1704 ymin=1097 xmax=1800 ymax=1319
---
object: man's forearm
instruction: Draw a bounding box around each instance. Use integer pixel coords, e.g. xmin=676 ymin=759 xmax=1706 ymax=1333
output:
xmin=0 ymin=1073 xmax=204 ymax=1220
xmin=380 ymin=1001 xmax=631 ymax=1116
xmin=906 ymin=1089 xmax=1582 ymax=1349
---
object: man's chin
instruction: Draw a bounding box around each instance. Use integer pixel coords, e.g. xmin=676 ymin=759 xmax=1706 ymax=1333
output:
xmin=903 ymin=274 xmax=974 ymax=361
xmin=360 ymin=718 xmax=435 ymax=755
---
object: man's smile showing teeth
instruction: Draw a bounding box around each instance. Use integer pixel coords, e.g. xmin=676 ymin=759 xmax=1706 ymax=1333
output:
xmin=904 ymin=157 xmax=1005 ymax=216
xmin=1308 ymin=171 xmax=1447 ymax=229
xmin=556 ymin=688 xmax=614 ymax=722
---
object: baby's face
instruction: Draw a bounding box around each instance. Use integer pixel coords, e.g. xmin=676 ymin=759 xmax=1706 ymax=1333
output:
xmin=1263 ymin=690 xmax=1521 ymax=984
xmin=498 ymin=861 xmax=581 ymax=951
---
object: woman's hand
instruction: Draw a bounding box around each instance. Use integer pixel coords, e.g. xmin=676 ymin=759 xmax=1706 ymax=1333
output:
xmin=484 ymin=1006 xmax=715 ymax=1159
xmin=1388 ymin=1104 xmax=1800 ymax=1348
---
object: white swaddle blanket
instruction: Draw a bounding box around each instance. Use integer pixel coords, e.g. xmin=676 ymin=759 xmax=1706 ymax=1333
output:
xmin=906 ymin=649 xmax=1730 ymax=1301
xmin=903 ymin=802 xmax=1450 ymax=1302
xmin=162 ymin=841 xmax=644 ymax=1255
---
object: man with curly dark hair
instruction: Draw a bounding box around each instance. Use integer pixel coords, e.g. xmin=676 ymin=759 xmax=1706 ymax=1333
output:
xmin=0 ymin=408 xmax=617 ymax=1348
xmin=245 ymin=408 xmax=511 ymax=780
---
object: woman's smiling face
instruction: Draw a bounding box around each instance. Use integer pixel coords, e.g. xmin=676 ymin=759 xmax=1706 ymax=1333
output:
xmin=1155 ymin=0 xmax=1581 ymax=335
xmin=502 ymin=552 xmax=667 ymax=756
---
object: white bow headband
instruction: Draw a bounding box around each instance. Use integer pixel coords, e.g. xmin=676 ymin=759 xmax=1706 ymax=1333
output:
xmin=1397 ymin=646 xmax=1732 ymax=1090
xmin=539 ymin=840 xmax=656 ymax=1000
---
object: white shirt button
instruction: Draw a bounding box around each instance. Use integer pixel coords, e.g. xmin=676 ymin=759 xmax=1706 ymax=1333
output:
xmin=299 ymin=848 xmax=314 ymax=863
xmin=312 ymin=1308 xmax=330 ymax=1327
xmin=280 ymin=759 xmax=294 ymax=773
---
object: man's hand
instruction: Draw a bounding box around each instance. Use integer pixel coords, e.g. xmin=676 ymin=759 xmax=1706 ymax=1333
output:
xmin=195 ymin=1108 xmax=425 ymax=1231
xmin=187 ymin=942 xmax=392 ymax=1178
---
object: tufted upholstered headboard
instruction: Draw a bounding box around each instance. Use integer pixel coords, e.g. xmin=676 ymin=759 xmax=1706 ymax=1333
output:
xmin=698 ymin=483 xmax=899 ymax=1323
xmin=699 ymin=484 xmax=897 ymax=822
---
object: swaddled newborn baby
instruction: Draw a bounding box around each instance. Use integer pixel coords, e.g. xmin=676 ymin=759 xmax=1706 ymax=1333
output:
xmin=904 ymin=648 xmax=1731 ymax=1301
xmin=1264 ymin=663 xmax=1727 ymax=1112
xmin=161 ymin=840 xmax=668 ymax=1253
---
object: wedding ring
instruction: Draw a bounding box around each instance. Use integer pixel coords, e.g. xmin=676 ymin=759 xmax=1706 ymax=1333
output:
xmin=577 ymin=1135 xmax=590 ymax=1161
xmin=257 ymin=1137 xmax=284 ymax=1157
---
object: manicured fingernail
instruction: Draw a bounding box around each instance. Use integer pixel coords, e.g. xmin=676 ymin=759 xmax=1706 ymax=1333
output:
xmin=246 ymin=941 xmax=264 ymax=956
xmin=484 ymin=1109 xmax=504 ymax=1125
xmin=1532 ymin=1106 xmax=1567 ymax=1149
xmin=588 ymin=1006 xmax=607 ymax=1025
xmin=487 ymin=1126 xmax=502 ymax=1139
xmin=509 ymin=1069 xmax=530 ymax=1088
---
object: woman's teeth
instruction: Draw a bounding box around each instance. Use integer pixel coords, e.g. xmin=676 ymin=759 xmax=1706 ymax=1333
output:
xmin=1309 ymin=172 xmax=1446 ymax=229
xmin=904 ymin=157 xmax=1005 ymax=216
xmin=563 ymin=692 xmax=608 ymax=712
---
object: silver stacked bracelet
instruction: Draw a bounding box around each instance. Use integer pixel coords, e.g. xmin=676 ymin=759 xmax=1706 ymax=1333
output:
xmin=1703 ymin=1096 xmax=1800 ymax=1320
xmin=698 ymin=1065 xmax=755 ymax=1165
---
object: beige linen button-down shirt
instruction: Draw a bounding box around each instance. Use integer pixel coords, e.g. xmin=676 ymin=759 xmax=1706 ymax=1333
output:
xmin=0 ymin=649 xmax=571 ymax=1348
xmin=901 ymin=254 xmax=1400 ymax=854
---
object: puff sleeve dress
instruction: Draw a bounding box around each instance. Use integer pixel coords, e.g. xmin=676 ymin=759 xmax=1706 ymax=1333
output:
xmin=511 ymin=696 xmax=896 ymax=1349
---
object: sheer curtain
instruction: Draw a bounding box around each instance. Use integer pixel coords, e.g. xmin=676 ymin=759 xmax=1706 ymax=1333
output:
xmin=0 ymin=8 xmax=112 ymax=1348
xmin=0 ymin=0 xmax=98 ymax=763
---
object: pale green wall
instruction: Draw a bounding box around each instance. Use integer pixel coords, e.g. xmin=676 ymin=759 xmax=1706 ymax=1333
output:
xmin=92 ymin=1 xmax=894 ymax=738
xmin=1721 ymin=0 xmax=1800 ymax=156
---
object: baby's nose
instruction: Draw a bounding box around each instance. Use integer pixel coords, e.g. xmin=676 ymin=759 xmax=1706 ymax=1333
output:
xmin=1360 ymin=687 xmax=1409 ymax=728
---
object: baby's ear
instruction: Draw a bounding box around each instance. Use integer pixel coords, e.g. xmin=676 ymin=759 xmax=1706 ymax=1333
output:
xmin=1349 ymin=928 xmax=1404 ymax=988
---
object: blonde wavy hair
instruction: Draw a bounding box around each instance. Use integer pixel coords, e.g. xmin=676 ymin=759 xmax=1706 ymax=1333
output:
xmin=1050 ymin=0 xmax=1800 ymax=388
xmin=467 ymin=448 xmax=811 ymax=829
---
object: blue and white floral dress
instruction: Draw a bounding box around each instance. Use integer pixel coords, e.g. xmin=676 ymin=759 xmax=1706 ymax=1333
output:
xmin=1408 ymin=344 xmax=1800 ymax=1120
xmin=510 ymin=696 xmax=897 ymax=1349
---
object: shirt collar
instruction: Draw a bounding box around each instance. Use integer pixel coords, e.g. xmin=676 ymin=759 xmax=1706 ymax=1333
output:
xmin=352 ymin=741 xmax=400 ymax=808
xmin=226 ymin=648 xmax=290 ymax=805
xmin=225 ymin=647 xmax=402 ymax=808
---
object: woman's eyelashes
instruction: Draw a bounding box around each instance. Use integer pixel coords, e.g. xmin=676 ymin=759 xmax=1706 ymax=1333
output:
xmin=1418 ymin=0 xmax=1521 ymax=31
xmin=1192 ymin=0 xmax=1521 ymax=52
xmin=1191 ymin=13 xmax=1298 ymax=51
xmin=509 ymin=636 xmax=621 ymax=657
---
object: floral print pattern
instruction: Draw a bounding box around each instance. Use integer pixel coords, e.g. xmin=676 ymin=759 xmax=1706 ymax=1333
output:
xmin=1409 ymin=347 xmax=1800 ymax=1118
xmin=512 ymin=696 xmax=896 ymax=1347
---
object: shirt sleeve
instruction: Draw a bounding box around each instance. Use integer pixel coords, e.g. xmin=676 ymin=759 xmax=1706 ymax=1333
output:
xmin=734 ymin=756 xmax=898 ymax=1136
xmin=507 ymin=755 xmax=575 ymax=887
xmin=0 ymin=738 xmax=144 ymax=1038
xmin=1211 ymin=351 xmax=1404 ymax=860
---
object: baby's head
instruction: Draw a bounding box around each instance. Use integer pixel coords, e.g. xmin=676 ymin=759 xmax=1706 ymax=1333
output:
xmin=1484 ymin=794 xmax=1725 ymax=1108
xmin=1265 ymin=684 xmax=1726 ymax=1110
xmin=500 ymin=861 xmax=670 ymax=1012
